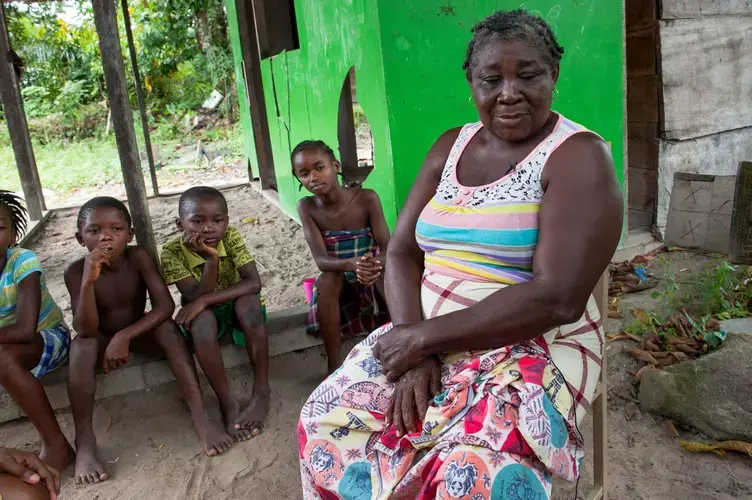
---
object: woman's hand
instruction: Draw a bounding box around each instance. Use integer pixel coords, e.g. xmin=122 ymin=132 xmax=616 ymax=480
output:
xmin=0 ymin=447 xmax=60 ymax=500
xmin=386 ymin=357 xmax=442 ymax=437
xmin=373 ymin=324 xmax=426 ymax=381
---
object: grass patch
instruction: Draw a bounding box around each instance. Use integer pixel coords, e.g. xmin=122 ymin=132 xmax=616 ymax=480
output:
xmin=0 ymin=121 xmax=244 ymax=195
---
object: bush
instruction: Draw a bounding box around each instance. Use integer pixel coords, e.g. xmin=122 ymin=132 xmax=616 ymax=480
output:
xmin=27 ymin=102 xmax=108 ymax=143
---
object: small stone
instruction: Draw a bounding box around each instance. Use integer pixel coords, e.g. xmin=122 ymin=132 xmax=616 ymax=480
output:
xmin=625 ymin=402 xmax=639 ymax=420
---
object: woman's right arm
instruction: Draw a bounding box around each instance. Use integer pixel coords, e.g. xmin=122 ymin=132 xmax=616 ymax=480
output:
xmin=385 ymin=128 xmax=460 ymax=326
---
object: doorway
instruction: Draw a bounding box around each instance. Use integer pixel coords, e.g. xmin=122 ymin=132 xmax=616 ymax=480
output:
xmin=337 ymin=67 xmax=375 ymax=187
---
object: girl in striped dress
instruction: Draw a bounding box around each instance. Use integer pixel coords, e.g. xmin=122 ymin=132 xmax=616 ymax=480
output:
xmin=298 ymin=9 xmax=623 ymax=499
xmin=0 ymin=191 xmax=74 ymax=479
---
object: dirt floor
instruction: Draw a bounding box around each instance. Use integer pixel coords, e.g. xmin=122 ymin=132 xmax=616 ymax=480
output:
xmin=28 ymin=185 xmax=318 ymax=329
xmin=5 ymin=209 xmax=752 ymax=499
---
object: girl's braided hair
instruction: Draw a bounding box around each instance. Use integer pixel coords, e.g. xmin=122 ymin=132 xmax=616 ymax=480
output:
xmin=0 ymin=190 xmax=28 ymax=238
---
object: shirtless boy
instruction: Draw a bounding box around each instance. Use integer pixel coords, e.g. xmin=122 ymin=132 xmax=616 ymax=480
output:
xmin=64 ymin=197 xmax=233 ymax=485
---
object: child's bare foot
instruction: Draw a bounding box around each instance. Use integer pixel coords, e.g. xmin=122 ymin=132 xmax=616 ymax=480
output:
xmin=195 ymin=417 xmax=233 ymax=457
xmin=40 ymin=439 xmax=75 ymax=473
xmin=73 ymin=434 xmax=108 ymax=485
xmin=221 ymin=400 xmax=253 ymax=442
xmin=235 ymin=388 xmax=270 ymax=436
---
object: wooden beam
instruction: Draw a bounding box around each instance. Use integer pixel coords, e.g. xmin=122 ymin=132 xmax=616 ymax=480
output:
xmin=121 ymin=0 xmax=158 ymax=196
xmin=236 ymin=0 xmax=276 ymax=190
xmin=0 ymin=2 xmax=45 ymax=220
xmin=92 ymin=0 xmax=157 ymax=259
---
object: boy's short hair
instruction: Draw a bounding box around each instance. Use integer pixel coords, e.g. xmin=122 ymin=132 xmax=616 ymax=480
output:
xmin=178 ymin=186 xmax=228 ymax=218
xmin=0 ymin=190 xmax=28 ymax=237
xmin=77 ymin=197 xmax=132 ymax=231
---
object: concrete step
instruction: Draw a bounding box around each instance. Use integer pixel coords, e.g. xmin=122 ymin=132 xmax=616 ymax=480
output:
xmin=0 ymin=305 xmax=318 ymax=424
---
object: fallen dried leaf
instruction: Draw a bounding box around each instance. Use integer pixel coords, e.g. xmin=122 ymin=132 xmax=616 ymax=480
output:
xmin=674 ymin=343 xmax=698 ymax=355
xmin=607 ymin=333 xmax=631 ymax=342
xmin=657 ymin=356 xmax=676 ymax=368
xmin=630 ymin=348 xmax=659 ymax=365
xmin=608 ymin=309 xmax=622 ymax=319
xmin=666 ymin=421 xmax=680 ymax=439
xmin=680 ymin=440 xmax=752 ymax=458
xmin=671 ymin=351 xmax=691 ymax=362
xmin=633 ymin=308 xmax=651 ymax=324
xmin=644 ymin=340 xmax=661 ymax=351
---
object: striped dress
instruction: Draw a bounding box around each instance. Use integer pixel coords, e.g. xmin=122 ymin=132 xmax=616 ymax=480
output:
xmin=298 ymin=114 xmax=606 ymax=499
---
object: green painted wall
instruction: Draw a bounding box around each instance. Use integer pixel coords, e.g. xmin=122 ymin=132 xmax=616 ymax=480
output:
xmin=226 ymin=0 xmax=258 ymax=175
xmin=378 ymin=0 xmax=625 ymax=207
xmin=255 ymin=0 xmax=398 ymax=226
xmin=227 ymin=0 xmax=624 ymax=227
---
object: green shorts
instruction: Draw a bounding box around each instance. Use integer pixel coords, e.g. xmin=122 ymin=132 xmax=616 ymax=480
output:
xmin=182 ymin=297 xmax=266 ymax=347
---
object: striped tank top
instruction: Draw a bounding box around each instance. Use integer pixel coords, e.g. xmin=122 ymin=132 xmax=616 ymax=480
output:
xmin=416 ymin=113 xmax=597 ymax=284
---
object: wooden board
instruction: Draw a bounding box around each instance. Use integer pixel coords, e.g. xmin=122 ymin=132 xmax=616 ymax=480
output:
xmin=660 ymin=17 xmax=752 ymax=140
xmin=657 ymin=127 xmax=752 ymax=229
xmin=627 ymin=74 xmax=659 ymax=123
xmin=626 ymin=0 xmax=657 ymax=31
xmin=665 ymin=173 xmax=735 ymax=254
xmin=628 ymin=167 xmax=658 ymax=212
xmin=627 ymin=28 xmax=658 ymax=77
xmin=661 ymin=0 xmax=752 ymax=18
xmin=628 ymin=122 xmax=658 ymax=170
xmin=730 ymin=162 xmax=752 ymax=263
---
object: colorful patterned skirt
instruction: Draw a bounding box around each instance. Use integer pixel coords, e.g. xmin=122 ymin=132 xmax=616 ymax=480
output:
xmin=298 ymin=271 xmax=603 ymax=499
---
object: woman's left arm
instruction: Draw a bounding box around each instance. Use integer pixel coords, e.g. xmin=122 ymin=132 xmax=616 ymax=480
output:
xmin=376 ymin=134 xmax=623 ymax=380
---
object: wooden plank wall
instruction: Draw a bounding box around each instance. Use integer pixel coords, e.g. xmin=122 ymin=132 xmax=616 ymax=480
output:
xmin=660 ymin=16 xmax=752 ymax=140
xmin=626 ymin=0 xmax=660 ymax=230
xmin=661 ymin=0 xmax=752 ymax=18
xmin=654 ymin=1 xmax=752 ymax=232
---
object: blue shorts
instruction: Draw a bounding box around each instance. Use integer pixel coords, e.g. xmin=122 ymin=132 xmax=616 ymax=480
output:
xmin=30 ymin=324 xmax=70 ymax=379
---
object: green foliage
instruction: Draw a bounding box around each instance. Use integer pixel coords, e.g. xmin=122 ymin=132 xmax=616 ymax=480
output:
xmin=4 ymin=0 xmax=237 ymax=142
xmin=7 ymin=2 xmax=103 ymax=117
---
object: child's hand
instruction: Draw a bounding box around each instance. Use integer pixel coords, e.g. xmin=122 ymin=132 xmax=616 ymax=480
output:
xmin=355 ymin=253 xmax=383 ymax=285
xmin=184 ymin=232 xmax=218 ymax=258
xmin=175 ymin=297 xmax=208 ymax=329
xmin=103 ymin=335 xmax=130 ymax=374
xmin=0 ymin=447 xmax=61 ymax=500
xmin=83 ymin=248 xmax=111 ymax=285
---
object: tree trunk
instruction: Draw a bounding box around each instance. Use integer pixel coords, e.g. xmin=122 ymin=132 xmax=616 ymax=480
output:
xmin=211 ymin=2 xmax=229 ymax=51
xmin=195 ymin=9 xmax=212 ymax=54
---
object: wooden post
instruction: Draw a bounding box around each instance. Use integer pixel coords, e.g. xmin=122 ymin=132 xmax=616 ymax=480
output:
xmin=121 ymin=0 xmax=159 ymax=196
xmin=0 ymin=2 xmax=45 ymax=220
xmin=236 ymin=0 xmax=276 ymax=190
xmin=92 ymin=0 xmax=157 ymax=259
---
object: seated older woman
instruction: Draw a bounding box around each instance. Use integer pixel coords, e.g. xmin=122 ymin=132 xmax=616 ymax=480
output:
xmin=298 ymin=9 xmax=623 ymax=499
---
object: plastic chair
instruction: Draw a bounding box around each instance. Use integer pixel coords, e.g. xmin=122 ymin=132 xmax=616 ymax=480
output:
xmin=585 ymin=270 xmax=609 ymax=500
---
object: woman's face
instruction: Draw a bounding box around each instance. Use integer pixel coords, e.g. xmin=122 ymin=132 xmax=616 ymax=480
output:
xmin=469 ymin=39 xmax=558 ymax=142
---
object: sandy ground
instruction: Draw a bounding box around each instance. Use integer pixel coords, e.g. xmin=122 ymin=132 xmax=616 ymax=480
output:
xmin=28 ymin=185 xmax=318 ymax=329
xmin=6 ymin=210 xmax=752 ymax=499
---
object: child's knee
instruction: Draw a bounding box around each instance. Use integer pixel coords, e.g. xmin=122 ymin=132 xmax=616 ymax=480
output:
xmin=0 ymin=345 xmax=22 ymax=375
xmin=153 ymin=319 xmax=183 ymax=346
xmin=318 ymin=272 xmax=344 ymax=293
xmin=189 ymin=310 xmax=219 ymax=344
xmin=235 ymin=295 xmax=264 ymax=328
xmin=69 ymin=336 xmax=100 ymax=367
